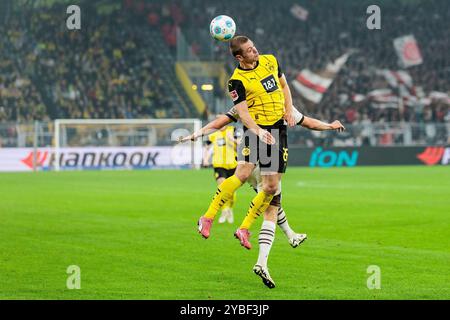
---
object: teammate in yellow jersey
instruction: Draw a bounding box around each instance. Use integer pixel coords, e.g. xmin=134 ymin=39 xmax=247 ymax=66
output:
xmin=204 ymin=125 xmax=241 ymax=223
xmin=197 ymin=35 xmax=298 ymax=249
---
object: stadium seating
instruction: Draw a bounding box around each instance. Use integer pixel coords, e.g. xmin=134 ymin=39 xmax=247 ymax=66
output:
xmin=0 ymin=0 xmax=448 ymax=130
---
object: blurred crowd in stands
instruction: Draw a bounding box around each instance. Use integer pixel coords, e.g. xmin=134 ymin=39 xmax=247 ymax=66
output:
xmin=0 ymin=0 xmax=448 ymax=146
xmin=178 ymin=0 xmax=449 ymax=125
xmin=0 ymin=2 xmax=178 ymax=124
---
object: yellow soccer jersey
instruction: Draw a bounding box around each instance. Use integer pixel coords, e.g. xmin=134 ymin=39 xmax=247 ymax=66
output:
xmin=208 ymin=126 xmax=238 ymax=170
xmin=228 ymin=54 xmax=285 ymax=126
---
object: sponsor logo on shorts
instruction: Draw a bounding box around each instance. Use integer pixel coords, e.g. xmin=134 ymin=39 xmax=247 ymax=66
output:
xmin=283 ymin=148 xmax=288 ymax=162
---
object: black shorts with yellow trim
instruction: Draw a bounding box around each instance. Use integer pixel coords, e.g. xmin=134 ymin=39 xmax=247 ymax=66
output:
xmin=213 ymin=167 xmax=236 ymax=180
xmin=237 ymin=119 xmax=288 ymax=174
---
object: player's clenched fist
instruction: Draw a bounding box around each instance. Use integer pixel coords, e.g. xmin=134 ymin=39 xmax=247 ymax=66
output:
xmin=178 ymin=134 xmax=195 ymax=143
xmin=257 ymin=129 xmax=276 ymax=145
xmin=330 ymin=120 xmax=346 ymax=132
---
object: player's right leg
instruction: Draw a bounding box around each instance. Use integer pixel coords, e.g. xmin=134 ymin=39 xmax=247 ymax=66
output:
xmin=198 ymin=162 xmax=254 ymax=238
xmin=236 ymin=173 xmax=279 ymax=245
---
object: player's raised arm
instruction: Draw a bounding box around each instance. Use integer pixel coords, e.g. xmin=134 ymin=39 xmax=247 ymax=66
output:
xmin=234 ymin=101 xmax=275 ymax=145
xmin=301 ymin=117 xmax=346 ymax=132
xmin=178 ymin=115 xmax=233 ymax=143
xmin=291 ymin=105 xmax=345 ymax=132
xmin=228 ymin=75 xmax=275 ymax=145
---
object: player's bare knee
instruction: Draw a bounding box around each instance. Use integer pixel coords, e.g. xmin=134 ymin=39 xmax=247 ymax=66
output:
xmin=235 ymin=172 xmax=248 ymax=182
xmin=263 ymin=183 xmax=278 ymax=195
xmin=235 ymin=163 xmax=254 ymax=182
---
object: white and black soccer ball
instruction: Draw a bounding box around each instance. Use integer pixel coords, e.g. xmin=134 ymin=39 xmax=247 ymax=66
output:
xmin=209 ymin=15 xmax=236 ymax=42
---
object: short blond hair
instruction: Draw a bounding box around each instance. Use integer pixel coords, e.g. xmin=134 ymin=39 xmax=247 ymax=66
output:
xmin=229 ymin=35 xmax=249 ymax=57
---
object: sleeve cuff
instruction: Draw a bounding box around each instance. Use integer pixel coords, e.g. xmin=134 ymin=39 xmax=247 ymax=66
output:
xmin=226 ymin=113 xmax=237 ymax=122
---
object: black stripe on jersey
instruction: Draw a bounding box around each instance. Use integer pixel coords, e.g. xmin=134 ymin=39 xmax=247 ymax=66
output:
xmin=276 ymin=58 xmax=283 ymax=78
xmin=237 ymin=61 xmax=259 ymax=71
xmin=253 ymin=68 xmax=263 ymax=80
xmin=297 ymin=115 xmax=305 ymax=125
xmin=261 ymin=56 xmax=272 ymax=74
xmin=269 ymin=92 xmax=276 ymax=114
xmin=259 ymin=96 xmax=268 ymax=121
xmin=226 ymin=113 xmax=237 ymax=122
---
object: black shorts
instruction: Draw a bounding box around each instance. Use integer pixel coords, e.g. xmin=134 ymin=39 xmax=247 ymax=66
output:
xmin=237 ymin=120 xmax=288 ymax=174
xmin=213 ymin=167 xmax=236 ymax=180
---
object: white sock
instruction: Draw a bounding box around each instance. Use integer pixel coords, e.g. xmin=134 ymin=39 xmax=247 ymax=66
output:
xmin=257 ymin=220 xmax=276 ymax=268
xmin=277 ymin=207 xmax=295 ymax=239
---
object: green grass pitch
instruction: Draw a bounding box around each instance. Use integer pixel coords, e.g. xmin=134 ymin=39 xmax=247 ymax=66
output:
xmin=0 ymin=166 xmax=449 ymax=300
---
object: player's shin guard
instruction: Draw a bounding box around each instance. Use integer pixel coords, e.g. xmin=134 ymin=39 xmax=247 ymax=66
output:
xmin=204 ymin=175 xmax=242 ymax=219
xmin=239 ymin=191 xmax=274 ymax=230
xmin=229 ymin=192 xmax=237 ymax=209
xmin=221 ymin=192 xmax=237 ymax=213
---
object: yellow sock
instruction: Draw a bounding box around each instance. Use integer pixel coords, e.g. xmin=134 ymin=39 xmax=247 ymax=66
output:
xmin=239 ymin=191 xmax=274 ymax=230
xmin=223 ymin=192 xmax=237 ymax=210
xmin=204 ymin=175 xmax=243 ymax=219
xmin=230 ymin=192 xmax=237 ymax=208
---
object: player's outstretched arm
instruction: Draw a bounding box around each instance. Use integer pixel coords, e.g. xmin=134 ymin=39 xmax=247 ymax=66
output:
xmin=301 ymin=116 xmax=346 ymax=132
xmin=178 ymin=115 xmax=232 ymax=142
xmin=235 ymin=100 xmax=275 ymax=145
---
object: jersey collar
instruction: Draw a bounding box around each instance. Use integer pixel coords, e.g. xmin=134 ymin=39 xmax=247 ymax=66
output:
xmin=237 ymin=60 xmax=259 ymax=71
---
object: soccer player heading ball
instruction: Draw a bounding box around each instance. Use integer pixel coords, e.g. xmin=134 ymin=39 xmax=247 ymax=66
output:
xmin=198 ymin=35 xmax=298 ymax=248
xmin=191 ymin=33 xmax=345 ymax=289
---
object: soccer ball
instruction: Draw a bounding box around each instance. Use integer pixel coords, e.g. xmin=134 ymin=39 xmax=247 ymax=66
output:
xmin=209 ymin=15 xmax=236 ymax=41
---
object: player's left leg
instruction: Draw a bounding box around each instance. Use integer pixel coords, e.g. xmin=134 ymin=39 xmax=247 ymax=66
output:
xmin=277 ymin=206 xmax=307 ymax=248
xmin=237 ymin=173 xmax=280 ymax=229
xmin=235 ymin=124 xmax=286 ymax=248
xmin=234 ymin=189 xmax=275 ymax=249
xmin=253 ymin=204 xmax=278 ymax=289
xmin=247 ymin=167 xmax=306 ymax=248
